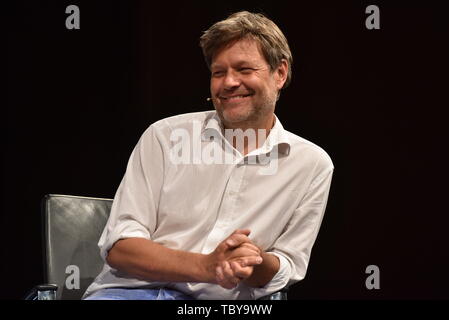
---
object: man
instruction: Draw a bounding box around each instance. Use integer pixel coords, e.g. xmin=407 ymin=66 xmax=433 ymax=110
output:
xmin=83 ymin=11 xmax=333 ymax=300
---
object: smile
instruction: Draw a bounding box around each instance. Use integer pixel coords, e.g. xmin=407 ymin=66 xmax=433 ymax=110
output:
xmin=220 ymin=94 xmax=253 ymax=101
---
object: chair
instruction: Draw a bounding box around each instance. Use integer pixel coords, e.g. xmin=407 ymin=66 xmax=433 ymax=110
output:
xmin=26 ymin=194 xmax=112 ymax=300
xmin=26 ymin=194 xmax=287 ymax=300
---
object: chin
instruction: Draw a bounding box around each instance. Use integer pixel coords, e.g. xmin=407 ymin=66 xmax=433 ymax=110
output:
xmin=222 ymin=109 xmax=252 ymax=124
xmin=219 ymin=102 xmax=251 ymax=121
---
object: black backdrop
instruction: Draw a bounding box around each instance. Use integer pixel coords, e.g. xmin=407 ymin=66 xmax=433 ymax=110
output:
xmin=4 ymin=0 xmax=449 ymax=300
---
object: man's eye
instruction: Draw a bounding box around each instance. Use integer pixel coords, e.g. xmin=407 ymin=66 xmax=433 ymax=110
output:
xmin=212 ymin=71 xmax=224 ymax=77
xmin=239 ymin=68 xmax=253 ymax=73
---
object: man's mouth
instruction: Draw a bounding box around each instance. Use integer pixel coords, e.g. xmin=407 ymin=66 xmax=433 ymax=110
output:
xmin=220 ymin=94 xmax=254 ymax=102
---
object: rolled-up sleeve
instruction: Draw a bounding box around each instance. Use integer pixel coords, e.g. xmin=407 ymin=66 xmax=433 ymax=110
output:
xmin=250 ymin=253 xmax=291 ymax=299
xmin=251 ymin=165 xmax=334 ymax=299
xmin=98 ymin=125 xmax=165 ymax=261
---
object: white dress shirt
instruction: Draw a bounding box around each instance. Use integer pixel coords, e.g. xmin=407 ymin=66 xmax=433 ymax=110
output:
xmin=83 ymin=111 xmax=334 ymax=300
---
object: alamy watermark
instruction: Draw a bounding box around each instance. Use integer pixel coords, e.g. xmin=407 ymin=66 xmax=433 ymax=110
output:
xmin=65 ymin=264 xmax=80 ymax=290
xmin=365 ymin=264 xmax=380 ymax=290
xmin=65 ymin=5 xmax=80 ymax=30
xmin=365 ymin=5 xmax=380 ymax=30
xmin=169 ymin=121 xmax=279 ymax=175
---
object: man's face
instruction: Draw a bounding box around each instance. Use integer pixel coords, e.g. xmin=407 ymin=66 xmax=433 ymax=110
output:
xmin=210 ymin=38 xmax=287 ymax=128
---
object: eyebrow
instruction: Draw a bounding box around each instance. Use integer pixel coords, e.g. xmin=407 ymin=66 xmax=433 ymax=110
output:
xmin=211 ymin=60 xmax=254 ymax=70
xmin=210 ymin=63 xmax=222 ymax=70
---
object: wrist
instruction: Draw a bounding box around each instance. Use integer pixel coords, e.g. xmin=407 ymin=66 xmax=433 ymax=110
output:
xmin=243 ymin=252 xmax=280 ymax=288
xmin=198 ymin=253 xmax=218 ymax=284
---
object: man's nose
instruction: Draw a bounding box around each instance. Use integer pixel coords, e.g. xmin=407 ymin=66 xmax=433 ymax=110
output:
xmin=223 ymin=71 xmax=241 ymax=89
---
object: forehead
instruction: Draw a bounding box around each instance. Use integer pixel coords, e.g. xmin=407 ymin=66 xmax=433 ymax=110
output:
xmin=211 ymin=38 xmax=267 ymax=68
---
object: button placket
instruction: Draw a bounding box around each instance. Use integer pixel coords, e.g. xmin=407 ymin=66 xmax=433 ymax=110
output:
xmin=201 ymin=163 xmax=239 ymax=253
xmin=225 ymin=163 xmax=246 ymax=222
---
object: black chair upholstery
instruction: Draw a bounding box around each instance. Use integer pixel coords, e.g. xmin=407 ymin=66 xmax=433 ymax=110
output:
xmin=27 ymin=194 xmax=287 ymax=300
xmin=42 ymin=194 xmax=112 ymax=299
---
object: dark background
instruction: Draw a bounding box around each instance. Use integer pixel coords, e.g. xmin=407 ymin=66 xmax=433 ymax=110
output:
xmin=4 ymin=0 xmax=449 ymax=300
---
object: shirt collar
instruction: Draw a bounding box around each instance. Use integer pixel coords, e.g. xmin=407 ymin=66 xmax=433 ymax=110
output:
xmin=202 ymin=112 xmax=223 ymax=137
xmin=264 ymin=114 xmax=291 ymax=156
xmin=201 ymin=111 xmax=291 ymax=156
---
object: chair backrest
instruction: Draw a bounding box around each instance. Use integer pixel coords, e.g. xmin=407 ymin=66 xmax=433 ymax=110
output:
xmin=43 ymin=194 xmax=112 ymax=300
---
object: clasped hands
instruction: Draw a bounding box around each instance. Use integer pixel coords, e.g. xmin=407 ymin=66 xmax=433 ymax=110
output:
xmin=207 ymin=229 xmax=262 ymax=289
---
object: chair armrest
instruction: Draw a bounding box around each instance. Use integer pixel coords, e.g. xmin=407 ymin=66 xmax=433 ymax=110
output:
xmin=24 ymin=284 xmax=58 ymax=300
xmin=258 ymin=287 xmax=288 ymax=300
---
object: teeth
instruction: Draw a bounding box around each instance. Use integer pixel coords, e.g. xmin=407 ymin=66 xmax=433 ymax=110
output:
xmin=225 ymin=95 xmax=250 ymax=100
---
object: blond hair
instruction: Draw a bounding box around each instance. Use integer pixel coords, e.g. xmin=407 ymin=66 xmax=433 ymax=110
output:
xmin=200 ymin=11 xmax=293 ymax=88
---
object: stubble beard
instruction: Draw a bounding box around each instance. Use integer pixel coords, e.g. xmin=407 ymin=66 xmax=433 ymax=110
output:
xmin=216 ymin=91 xmax=277 ymax=129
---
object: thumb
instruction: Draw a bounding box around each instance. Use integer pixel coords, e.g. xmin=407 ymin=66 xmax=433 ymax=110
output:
xmin=226 ymin=229 xmax=251 ymax=248
xmin=231 ymin=229 xmax=251 ymax=237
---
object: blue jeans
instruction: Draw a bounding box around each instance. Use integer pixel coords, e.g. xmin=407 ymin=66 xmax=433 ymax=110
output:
xmin=84 ymin=288 xmax=194 ymax=300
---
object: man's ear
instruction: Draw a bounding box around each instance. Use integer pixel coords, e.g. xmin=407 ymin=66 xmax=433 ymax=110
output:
xmin=275 ymin=59 xmax=288 ymax=90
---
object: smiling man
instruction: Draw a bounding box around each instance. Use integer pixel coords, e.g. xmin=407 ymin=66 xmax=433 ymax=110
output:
xmin=83 ymin=11 xmax=334 ymax=300
xmin=210 ymin=38 xmax=284 ymax=131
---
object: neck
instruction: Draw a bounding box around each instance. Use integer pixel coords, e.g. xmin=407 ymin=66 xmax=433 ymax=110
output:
xmin=222 ymin=114 xmax=275 ymax=156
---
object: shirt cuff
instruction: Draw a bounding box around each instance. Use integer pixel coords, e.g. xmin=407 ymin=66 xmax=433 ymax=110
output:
xmin=250 ymin=252 xmax=291 ymax=300
xmin=99 ymin=220 xmax=151 ymax=261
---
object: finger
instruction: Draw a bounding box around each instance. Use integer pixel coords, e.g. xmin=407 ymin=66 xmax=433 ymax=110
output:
xmin=222 ymin=261 xmax=240 ymax=286
xmin=217 ymin=233 xmax=250 ymax=253
xmin=231 ymin=229 xmax=251 ymax=236
xmin=230 ymin=261 xmax=252 ymax=279
xmin=228 ymin=248 xmax=260 ymax=261
xmin=225 ymin=233 xmax=252 ymax=248
xmin=215 ymin=265 xmax=224 ymax=283
xmin=217 ymin=270 xmax=238 ymax=289
xmin=226 ymin=229 xmax=251 ymax=246
xmin=235 ymin=243 xmax=260 ymax=255
xmin=216 ymin=265 xmax=235 ymax=289
xmin=240 ymin=242 xmax=261 ymax=253
xmin=239 ymin=255 xmax=263 ymax=267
